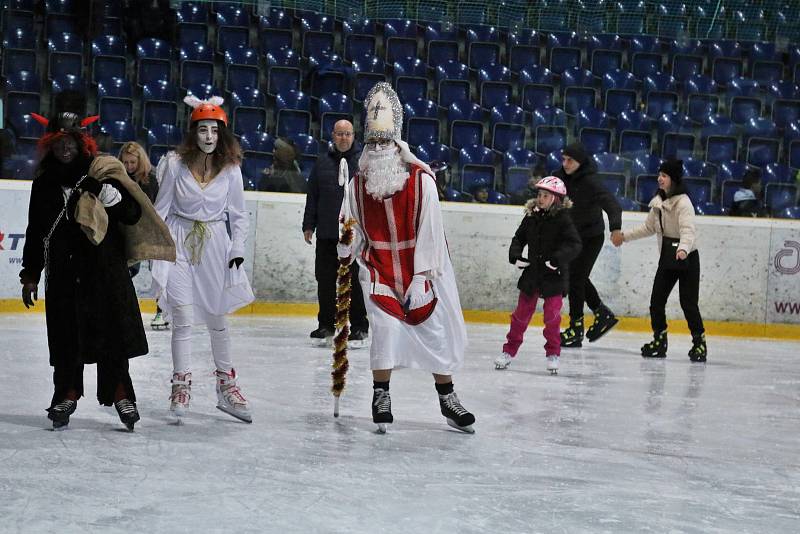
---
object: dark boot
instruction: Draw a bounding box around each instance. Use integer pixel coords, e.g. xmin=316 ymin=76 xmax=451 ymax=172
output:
xmin=438 ymin=391 xmax=475 ymax=433
xmin=372 ymin=388 xmax=393 ymax=433
xmin=560 ymin=317 xmax=584 ymax=348
xmin=46 ymin=399 xmax=77 ymax=430
xmin=641 ymin=330 xmax=668 ymax=358
xmin=586 ymin=305 xmax=619 ymax=342
xmin=688 ymin=333 xmax=707 ymax=362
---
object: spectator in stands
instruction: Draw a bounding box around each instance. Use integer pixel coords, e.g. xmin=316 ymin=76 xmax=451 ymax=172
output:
xmin=730 ymin=168 xmax=765 ymax=217
xmin=123 ymin=0 xmax=176 ymax=53
xmin=615 ymin=159 xmax=707 ymax=363
xmin=302 ymin=119 xmax=368 ymax=346
xmin=510 ymin=163 xmax=547 ymax=205
xmin=430 ymin=160 xmax=450 ymax=201
xmin=554 ymin=142 xmax=622 ymax=347
xmin=472 ymin=183 xmax=490 ymax=203
xmin=258 ymin=138 xmax=306 ymax=193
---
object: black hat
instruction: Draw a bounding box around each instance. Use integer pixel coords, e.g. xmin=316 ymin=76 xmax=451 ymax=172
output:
xmin=658 ymin=159 xmax=683 ymax=182
xmin=562 ymin=142 xmax=589 ymax=166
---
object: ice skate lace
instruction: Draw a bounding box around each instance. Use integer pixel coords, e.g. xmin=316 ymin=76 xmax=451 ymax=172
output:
xmin=440 ymin=393 xmax=468 ymax=416
xmin=373 ymin=389 xmax=391 ymax=413
xmin=170 ymin=384 xmax=191 ymax=405
xmin=221 ymin=384 xmax=247 ymax=407
xmin=52 ymin=400 xmax=76 ymax=413
xmin=116 ymin=399 xmax=136 ymax=415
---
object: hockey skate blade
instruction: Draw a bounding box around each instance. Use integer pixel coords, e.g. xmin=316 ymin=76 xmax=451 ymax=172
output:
xmin=548 ymin=369 xmax=558 ymax=375
xmin=446 ymin=419 xmax=475 ymax=434
xmin=494 ymin=363 xmax=510 ymax=370
xmin=217 ymin=405 xmax=252 ymax=423
xmin=587 ymin=318 xmax=619 ymax=342
xmin=376 ymin=423 xmax=389 ymax=434
xmin=311 ymin=337 xmax=333 ymax=348
xmin=52 ymin=422 xmax=69 ymax=431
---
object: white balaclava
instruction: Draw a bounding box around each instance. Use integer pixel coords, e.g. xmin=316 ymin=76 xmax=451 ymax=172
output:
xmin=196 ymin=119 xmax=219 ymax=154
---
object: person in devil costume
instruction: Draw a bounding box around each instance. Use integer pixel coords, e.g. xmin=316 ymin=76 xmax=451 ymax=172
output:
xmin=20 ymin=93 xmax=150 ymax=431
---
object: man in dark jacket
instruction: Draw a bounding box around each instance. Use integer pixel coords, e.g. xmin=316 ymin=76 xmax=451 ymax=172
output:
xmin=554 ymin=142 xmax=623 ymax=347
xmin=302 ymin=120 xmax=369 ymax=345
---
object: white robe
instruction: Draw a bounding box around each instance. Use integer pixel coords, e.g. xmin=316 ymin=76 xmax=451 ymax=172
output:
xmin=346 ymin=173 xmax=467 ymax=374
xmin=151 ymin=152 xmax=254 ymax=320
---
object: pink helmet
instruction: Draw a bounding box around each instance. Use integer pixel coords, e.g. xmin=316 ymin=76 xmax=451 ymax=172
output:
xmin=535 ymin=175 xmax=567 ymax=197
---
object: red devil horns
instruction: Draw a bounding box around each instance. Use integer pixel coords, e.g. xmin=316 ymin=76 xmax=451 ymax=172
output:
xmin=80 ymin=115 xmax=100 ymax=127
xmin=30 ymin=113 xmax=49 ymax=127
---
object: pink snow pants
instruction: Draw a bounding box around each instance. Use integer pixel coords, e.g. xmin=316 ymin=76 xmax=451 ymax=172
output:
xmin=502 ymin=291 xmax=563 ymax=358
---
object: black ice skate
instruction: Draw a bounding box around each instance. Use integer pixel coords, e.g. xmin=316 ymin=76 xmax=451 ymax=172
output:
xmin=585 ymin=305 xmax=619 ymax=342
xmin=641 ymin=330 xmax=668 ymax=358
xmin=150 ymin=311 xmax=169 ymax=330
xmin=560 ymin=317 xmax=584 ymax=348
xmin=688 ymin=333 xmax=707 ymax=363
xmin=114 ymin=399 xmax=140 ymax=431
xmin=310 ymin=326 xmax=335 ymax=347
xmin=372 ymin=388 xmax=393 ymax=433
xmin=348 ymin=328 xmax=369 ymax=350
xmin=438 ymin=392 xmax=475 ymax=434
xmin=46 ymin=399 xmax=77 ymax=430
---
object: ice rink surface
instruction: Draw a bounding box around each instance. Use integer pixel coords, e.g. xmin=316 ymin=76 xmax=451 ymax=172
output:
xmin=0 ymin=313 xmax=798 ymax=534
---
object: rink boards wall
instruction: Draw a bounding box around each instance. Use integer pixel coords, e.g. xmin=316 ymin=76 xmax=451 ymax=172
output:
xmin=2 ymin=181 xmax=800 ymax=332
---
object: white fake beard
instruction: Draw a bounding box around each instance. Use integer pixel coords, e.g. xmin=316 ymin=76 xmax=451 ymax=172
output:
xmin=360 ymin=142 xmax=410 ymax=200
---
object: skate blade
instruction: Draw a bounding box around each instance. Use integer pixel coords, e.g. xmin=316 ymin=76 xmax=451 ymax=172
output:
xmin=587 ymin=319 xmax=619 ymax=342
xmin=446 ymin=419 xmax=475 ymax=434
xmin=548 ymin=369 xmax=558 ymax=375
xmin=311 ymin=337 xmax=333 ymax=347
xmin=347 ymin=339 xmax=368 ymax=350
xmin=217 ymin=405 xmax=252 ymax=423
xmin=52 ymin=422 xmax=69 ymax=431
xmin=494 ymin=363 xmax=510 ymax=370
xmin=376 ymin=423 xmax=389 ymax=434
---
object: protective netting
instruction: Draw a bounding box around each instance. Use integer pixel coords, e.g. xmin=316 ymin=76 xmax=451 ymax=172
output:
xmin=206 ymin=1 xmax=798 ymax=43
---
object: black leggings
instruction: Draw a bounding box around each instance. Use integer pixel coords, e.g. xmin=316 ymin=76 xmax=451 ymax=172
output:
xmin=567 ymin=234 xmax=605 ymax=320
xmin=649 ymin=250 xmax=705 ymax=336
xmin=315 ymin=239 xmax=369 ymax=331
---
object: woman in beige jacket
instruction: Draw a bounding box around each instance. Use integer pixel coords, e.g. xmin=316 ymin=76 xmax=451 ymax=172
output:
xmin=615 ymin=159 xmax=707 ymax=362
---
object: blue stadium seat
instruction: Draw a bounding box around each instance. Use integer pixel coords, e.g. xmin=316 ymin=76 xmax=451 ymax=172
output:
xmin=773 ymin=100 xmax=800 ymax=131
xmin=503 ymin=147 xmax=540 ymax=179
xmin=631 ymin=153 xmax=662 ymax=181
xmin=291 ymin=133 xmax=320 ymax=179
xmin=404 ymin=98 xmax=440 ymax=147
xmin=459 ymin=144 xmax=494 ymax=167
xmin=318 ymin=92 xmax=353 ymax=141
xmin=789 ymin=139 xmax=800 ymax=170
xmin=416 ymin=141 xmax=452 ymax=165
xmin=577 ymin=108 xmax=613 ymax=154
xmin=643 ymin=72 xmax=679 ymax=118
xmin=177 ymin=23 xmax=208 ymax=48
xmin=545 ymin=148 xmax=565 ymax=173
xmin=775 ymin=206 xmax=800 ymax=219
xmin=177 ymin=2 xmax=208 ymax=24
xmin=352 ymin=55 xmax=388 ymax=102
xmin=750 ymin=42 xmax=784 ymax=86
xmin=712 ymin=57 xmax=743 ymax=87
xmin=478 ymin=64 xmax=513 ymax=109
xmin=458 ymin=144 xmax=495 ymax=190
xmin=684 ymin=74 xmax=719 ymax=123
xmin=658 ymin=112 xmax=695 ymax=159
xmin=561 ymin=67 xmax=597 ymax=116
xmin=97 ymin=77 xmax=133 ymax=124
xmin=393 ymin=57 xmax=427 ymax=103
xmin=448 ymin=99 xmax=484 ymax=150
xmin=519 ymin=65 xmax=555 ymax=112
xmin=217 ymin=25 xmax=249 ymax=54
xmin=180 ymin=59 xmax=214 ymax=91
xmin=224 ymin=46 xmax=259 ymax=94
xmin=599 ymin=173 xmax=627 ymax=197
xmin=232 ymin=106 xmax=267 ymax=137
xmin=763 ymin=163 xmax=794 ymax=185
xmin=2 ymin=47 xmax=36 ymax=78
xmin=694 ymin=201 xmax=722 ymax=216
xmin=386 ymin=36 xmax=417 ymax=64
xmin=684 ymin=177 xmax=713 ymax=205
xmin=437 ymin=69 xmax=471 ymax=108
xmin=50 ymin=73 xmax=85 ymax=100
xmin=635 ymin=174 xmax=659 ymax=207
xmin=744 ymin=118 xmax=780 ymax=167
xmin=259 ymin=28 xmax=292 ymax=56
xmin=717 ymin=160 xmax=749 ymax=185
xmin=345 ymin=34 xmax=376 ymax=61
xmin=45 ymin=12 xmax=77 ymax=37
xmin=275 ymin=90 xmax=311 ymax=137
xmin=683 ymin=158 xmax=717 ymax=180
xmin=136 ymin=38 xmax=171 ymax=87
xmin=765 ymin=183 xmax=798 ymax=213
xmin=616 ymin=109 xmax=653 ymax=156
xmin=461 ymin=165 xmax=496 ymax=193
xmin=6 ymin=111 xmax=43 ymax=140
xmin=258 ymin=8 xmax=292 ymax=30
xmin=99 ymin=119 xmax=135 ymax=147
xmin=146 ymin=123 xmax=180 ymax=148
xmin=4 ymin=69 xmax=41 ymax=93
xmin=602 ymin=69 xmax=638 ymax=117
xmin=239 ymin=131 xmax=275 ymax=154
xmin=535 ymin=125 xmax=568 ymax=156
xmin=631 ymin=52 xmax=663 ymax=80
xmin=490 ymin=103 xmax=526 ymax=152
xmin=594 ymin=152 xmax=625 ymax=174
xmin=302 ymin=30 xmax=335 ymax=59
xmin=343 ymin=18 xmax=377 ymax=36
xmin=141 ymin=81 xmax=177 ymax=131
xmin=90 ymin=35 xmax=126 ymax=84
xmin=215 ymin=3 xmax=249 ymax=27
xmin=265 ymin=48 xmax=302 ymax=96
xmin=547 ymin=31 xmax=581 ymax=75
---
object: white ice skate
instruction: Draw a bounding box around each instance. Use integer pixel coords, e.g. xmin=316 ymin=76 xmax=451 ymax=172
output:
xmin=546 ymin=355 xmax=559 ymax=375
xmin=215 ymin=369 xmax=252 ymax=423
xmin=151 ymin=311 xmax=170 ymax=330
xmin=169 ymin=372 xmax=192 ymax=423
xmin=494 ymin=352 xmax=513 ymax=370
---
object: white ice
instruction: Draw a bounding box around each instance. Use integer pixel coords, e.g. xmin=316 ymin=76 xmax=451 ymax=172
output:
xmin=1 ymin=314 xmax=799 ymax=533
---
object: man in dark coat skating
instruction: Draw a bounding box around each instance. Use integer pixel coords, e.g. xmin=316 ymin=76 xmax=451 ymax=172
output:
xmin=21 ymin=96 xmax=149 ymax=431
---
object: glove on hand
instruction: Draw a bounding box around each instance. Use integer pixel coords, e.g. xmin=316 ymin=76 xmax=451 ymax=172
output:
xmin=337 ymin=242 xmax=352 ymax=259
xmin=22 ymin=283 xmax=38 ymax=309
xmin=403 ymin=274 xmax=428 ymax=310
xmin=515 ymin=258 xmax=531 ymax=269
xmin=80 ymin=176 xmax=103 ymax=196
xmin=228 ymin=257 xmax=244 ymax=269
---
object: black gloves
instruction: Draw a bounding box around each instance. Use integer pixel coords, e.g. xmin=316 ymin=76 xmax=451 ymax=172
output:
xmin=229 ymin=257 xmax=244 ymax=269
xmin=80 ymin=176 xmax=103 ymax=196
xmin=22 ymin=283 xmax=38 ymax=308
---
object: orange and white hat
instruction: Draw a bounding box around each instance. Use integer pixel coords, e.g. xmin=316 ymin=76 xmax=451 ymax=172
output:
xmin=184 ymin=95 xmax=228 ymax=126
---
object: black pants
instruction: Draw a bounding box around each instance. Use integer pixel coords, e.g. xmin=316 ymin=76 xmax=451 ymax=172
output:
xmin=649 ymin=250 xmax=705 ymax=336
xmin=315 ymin=239 xmax=369 ymax=332
xmin=567 ymin=233 xmax=605 ymax=321
xmin=52 ymin=355 xmax=135 ymax=408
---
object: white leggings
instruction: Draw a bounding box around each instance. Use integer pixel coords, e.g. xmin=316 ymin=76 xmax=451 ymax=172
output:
xmin=171 ymin=305 xmax=233 ymax=374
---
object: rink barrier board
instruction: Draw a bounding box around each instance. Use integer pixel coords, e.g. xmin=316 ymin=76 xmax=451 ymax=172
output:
xmin=3 ymin=183 xmax=800 ymax=333
xmin=1 ymin=298 xmax=799 ymax=340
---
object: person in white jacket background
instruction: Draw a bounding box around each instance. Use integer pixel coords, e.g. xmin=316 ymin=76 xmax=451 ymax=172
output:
xmin=151 ymin=96 xmax=255 ymax=423
xmin=614 ymin=159 xmax=707 ymax=363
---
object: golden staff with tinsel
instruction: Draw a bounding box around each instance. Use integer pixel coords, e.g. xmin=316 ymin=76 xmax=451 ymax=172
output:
xmin=332 ymin=158 xmax=355 ymax=417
